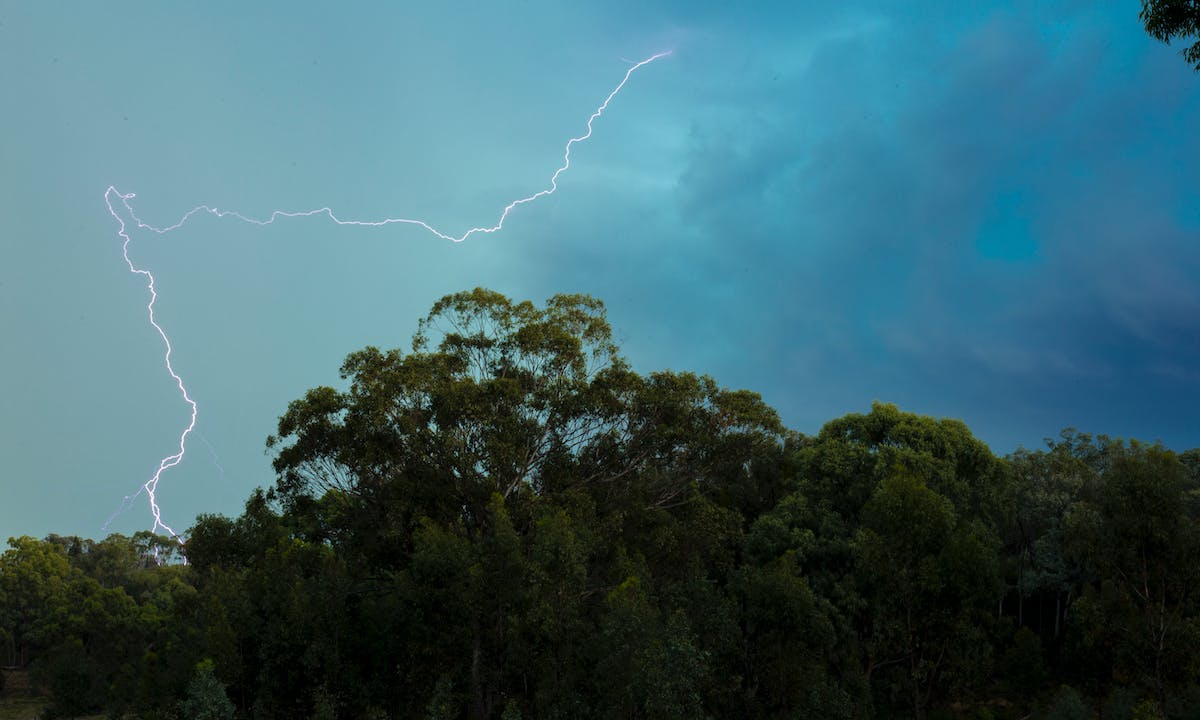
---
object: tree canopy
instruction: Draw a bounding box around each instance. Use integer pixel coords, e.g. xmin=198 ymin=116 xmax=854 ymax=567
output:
xmin=3 ymin=289 xmax=1199 ymax=719
xmin=1141 ymin=0 xmax=1200 ymax=70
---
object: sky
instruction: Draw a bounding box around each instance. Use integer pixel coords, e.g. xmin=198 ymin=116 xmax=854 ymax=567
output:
xmin=1 ymin=2 xmax=1198 ymax=540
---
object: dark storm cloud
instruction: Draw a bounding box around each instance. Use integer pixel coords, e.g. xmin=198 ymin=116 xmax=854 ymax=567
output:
xmin=660 ymin=2 xmax=1200 ymax=450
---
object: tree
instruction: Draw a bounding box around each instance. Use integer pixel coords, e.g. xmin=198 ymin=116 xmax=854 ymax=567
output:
xmin=265 ymin=288 xmax=786 ymax=720
xmin=855 ymin=473 xmax=998 ymax=719
xmin=736 ymin=498 xmax=853 ymax=718
xmin=0 ymin=537 xmax=75 ymax=668
xmin=267 ymin=288 xmax=634 ymax=539
xmin=1004 ymin=430 xmax=1116 ymax=643
xmin=0 ymin=536 xmax=159 ymax=717
xmin=1140 ymin=0 xmax=1200 ymax=71
xmin=269 ymin=289 xmax=782 ymax=539
xmin=797 ymin=402 xmax=1008 ymax=531
xmin=1065 ymin=441 xmax=1200 ymax=710
xmin=178 ymin=659 xmax=235 ymax=720
xmin=591 ymin=577 xmax=709 ymax=720
xmin=788 ymin=403 xmax=1008 ymax=716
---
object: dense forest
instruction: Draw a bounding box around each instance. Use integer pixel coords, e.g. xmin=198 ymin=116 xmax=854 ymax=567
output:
xmin=2 ymin=289 xmax=1198 ymax=720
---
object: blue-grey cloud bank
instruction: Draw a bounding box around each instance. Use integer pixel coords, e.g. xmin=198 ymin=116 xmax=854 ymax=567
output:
xmin=0 ymin=1 xmax=1197 ymax=539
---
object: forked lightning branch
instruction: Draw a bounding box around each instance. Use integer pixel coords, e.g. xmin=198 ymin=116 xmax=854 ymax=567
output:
xmin=102 ymin=51 xmax=672 ymax=540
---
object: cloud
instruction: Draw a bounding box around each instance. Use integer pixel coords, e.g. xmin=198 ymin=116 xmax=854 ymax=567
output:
xmin=635 ymin=2 xmax=1200 ymax=448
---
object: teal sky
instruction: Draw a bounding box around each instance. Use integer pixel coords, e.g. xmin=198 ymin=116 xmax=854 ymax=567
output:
xmin=2 ymin=2 xmax=1198 ymax=539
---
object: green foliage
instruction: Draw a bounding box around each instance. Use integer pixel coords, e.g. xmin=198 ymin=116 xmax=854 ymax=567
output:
xmin=311 ymin=687 xmax=337 ymax=720
xmin=592 ymin=579 xmax=709 ymax=719
xmin=425 ymin=674 xmax=458 ymax=720
xmin=501 ymin=699 xmax=524 ymax=720
xmin=1044 ymin=685 xmax=1089 ymax=720
xmin=1001 ymin=627 xmax=1048 ymax=705
xmin=178 ymin=659 xmax=235 ymax=720
xmin=855 ymin=473 xmax=998 ymax=717
xmin=1064 ymin=442 xmax=1200 ymax=708
xmin=33 ymin=639 xmax=97 ymax=719
xmin=1140 ymin=0 xmax=1200 ymax=70
xmin=1132 ymin=698 xmax=1165 ymax=720
xmin=10 ymin=289 xmax=1200 ymax=719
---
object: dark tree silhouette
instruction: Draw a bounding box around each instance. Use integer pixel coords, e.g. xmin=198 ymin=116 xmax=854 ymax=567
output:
xmin=1141 ymin=0 xmax=1200 ymax=70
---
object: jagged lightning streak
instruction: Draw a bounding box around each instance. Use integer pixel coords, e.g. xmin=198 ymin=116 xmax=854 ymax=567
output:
xmin=104 ymin=51 xmax=671 ymax=539
xmin=103 ymin=197 xmax=195 ymax=540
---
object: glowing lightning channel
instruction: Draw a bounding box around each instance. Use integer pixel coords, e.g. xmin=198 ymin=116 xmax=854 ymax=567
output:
xmin=103 ymin=51 xmax=672 ymax=539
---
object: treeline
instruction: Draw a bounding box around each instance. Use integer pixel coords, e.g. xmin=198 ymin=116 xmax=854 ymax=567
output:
xmin=3 ymin=290 xmax=1199 ymax=720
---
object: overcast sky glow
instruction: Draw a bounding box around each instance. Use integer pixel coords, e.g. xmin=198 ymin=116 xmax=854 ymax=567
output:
xmin=1 ymin=2 xmax=1197 ymax=539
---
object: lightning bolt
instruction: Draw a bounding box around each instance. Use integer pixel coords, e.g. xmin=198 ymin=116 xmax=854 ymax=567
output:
xmin=103 ymin=51 xmax=672 ymax=540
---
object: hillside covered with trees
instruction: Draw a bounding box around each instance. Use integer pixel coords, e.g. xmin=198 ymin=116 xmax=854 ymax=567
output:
xmin=3 ymin=289 xmax=1199 ymax=720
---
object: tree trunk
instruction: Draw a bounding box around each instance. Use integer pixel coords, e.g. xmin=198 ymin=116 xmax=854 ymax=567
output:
xmin=1054 ymin=592 xmax=1060 ymax=639
xmin=470 ymin=627 xmax=485 ymax=720
xmin=1017 ymin=554 xmax=1025 ymax=626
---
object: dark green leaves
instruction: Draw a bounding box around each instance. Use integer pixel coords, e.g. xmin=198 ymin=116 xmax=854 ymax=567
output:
xmin=1140 ymin=0 xmax=1200 ymax=71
